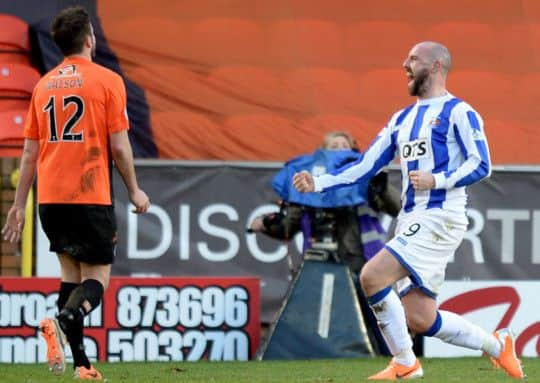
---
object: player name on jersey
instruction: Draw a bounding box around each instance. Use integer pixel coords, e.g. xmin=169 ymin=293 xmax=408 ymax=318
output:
xmin=45 ymin=77 xmax=83 ymax=90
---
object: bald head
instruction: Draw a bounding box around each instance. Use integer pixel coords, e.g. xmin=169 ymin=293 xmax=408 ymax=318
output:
xmin=414 ymin=41 xmax=452 ymax=75
xmin=403 ymin=41 xmax=451 ymax=98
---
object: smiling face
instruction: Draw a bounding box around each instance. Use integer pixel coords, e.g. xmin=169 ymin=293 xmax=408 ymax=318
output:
xmin=402 ymin=44 xmax=433 ymax=97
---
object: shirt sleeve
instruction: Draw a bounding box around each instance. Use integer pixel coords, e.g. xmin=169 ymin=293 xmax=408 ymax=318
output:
xmin=313 ymin=125 xmax=397 ymax=192
xmin=23 ymin=88 xmax=39 ymax=140
xmin=106 ymin=74 xmax=129 ymax=134
xmin=432 ymin=107 xmax=491 ymax=189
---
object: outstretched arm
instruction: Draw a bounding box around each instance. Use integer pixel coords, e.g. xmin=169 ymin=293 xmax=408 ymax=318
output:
xmin=294 ymin=126 xmax=397 ymax=193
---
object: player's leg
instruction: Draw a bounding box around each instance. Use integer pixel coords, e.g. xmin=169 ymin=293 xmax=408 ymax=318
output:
xmin=398 ymin=206 xmax=524 ymax=380
xmin=57 ymin=253 xmax=82 ymax=310
xmin=405 ymin=289 xmax=524 ymax=379
xmin=38 ymin=206 xmax=76 ymax=375
xmin=59 ymin=205 xmax=115 ymax=379
xmin=360 ymin=248 xmax=423 ymax=380
xmin=39 ymin=254 xmax=81 ymax=374
xmin=59 ymin=263 xmax=108 ymax=379
xmin=404 ymin=289 xmax=498 ymax=351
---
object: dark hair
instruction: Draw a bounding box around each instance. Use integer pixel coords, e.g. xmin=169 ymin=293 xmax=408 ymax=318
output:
xmin=51 ymin=6 xmax=91 ymax=56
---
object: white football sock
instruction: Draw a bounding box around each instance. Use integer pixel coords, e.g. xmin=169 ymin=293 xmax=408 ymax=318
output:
xmin=368 ymin=287 xmax=415 ymax=366
xmin=429 ymin=310 xmax=502 ymax=356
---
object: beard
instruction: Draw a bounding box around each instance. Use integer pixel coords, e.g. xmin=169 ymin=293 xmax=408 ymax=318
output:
xmin=408 ymin=68 xmax=430 ymax=97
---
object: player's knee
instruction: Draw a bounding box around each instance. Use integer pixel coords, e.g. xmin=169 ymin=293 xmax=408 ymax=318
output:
xmin=406 ymin=311 xmax=433 ymax=334
xmin=359 ymin=266 xmax=379 ymax=295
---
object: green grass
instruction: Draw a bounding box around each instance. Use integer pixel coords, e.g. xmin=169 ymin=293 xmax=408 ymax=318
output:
xmin=1 ymin=357 xmax=538 ymax=382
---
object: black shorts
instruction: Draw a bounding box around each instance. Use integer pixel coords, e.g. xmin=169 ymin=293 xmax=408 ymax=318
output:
xmin=39 ymin=204 xmax=117 ymax=265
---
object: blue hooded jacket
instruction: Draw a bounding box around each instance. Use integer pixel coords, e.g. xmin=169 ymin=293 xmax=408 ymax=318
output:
xmin=272 ymin=149 xmax=368 ymax=207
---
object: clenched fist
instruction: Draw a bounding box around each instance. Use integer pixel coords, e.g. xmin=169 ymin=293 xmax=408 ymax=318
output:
xmin=409 ymin=170 xmax=435 ymax=190
xmin=293 ymin=170 xmax=315 ymax=193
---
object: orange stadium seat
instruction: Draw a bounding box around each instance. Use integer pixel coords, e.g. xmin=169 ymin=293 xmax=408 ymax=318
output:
xmin=190 ymin=18 xmax=266 ymax=66
xmin=523 ymin=23 xmax=540 ymax=68
xmin=0 ymin=63 xmax=40 ymax=97
xmin=345 ymin=22 xmax=426 ymax=71
xmin=223 ymin=114 xmax=307 ymax=160
xmin=0 ymin=99 xmax=29 ymax=113
xmin=355 ymin=69 xmax=412 ymax=122
xmin=150 ymin=110 xmax=224 ymax=159
xmin=523 ymin=0 xmax=540 ymax=22
xmin=207 ymin=66 xmax=284 ymax=111
xmin=494 ymin=24 xmax=538 ymax=72
xmin=0 ymin=63 xmax=39 ymax=112
xmin=484 ymin=120 xmax=539 ymax=164
xmin=0 ymin=14 xmax=30 ymax=64
xmin=426 ymin=23 xmax=498 ymax=71
xmin=0 ymin=109 xmax=26 ymax=157
xmin=281 ymin=68 xmax=360 ymax=115
xmin=348 ymin=0 xmax=524 ymax=23
xmin=514 ymin=72 xmax=540 ymax=123
xmin=130 ymin=64 xmax=266 ymax=115
xmin=450 ymin=71 xmax=516 ymax=121
xmin=267 ymin=19 xmax=345 ymax=68
xmin=101 ymin=18 xmax=195 ymax=70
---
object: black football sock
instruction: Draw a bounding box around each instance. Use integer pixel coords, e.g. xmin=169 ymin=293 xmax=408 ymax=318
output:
xmin=57 ymin=282 xmax=79 ymax=312
xmin=63 ymin=279 xmax=105 ymax=317
xmin=58 ymin=309 xmax=90 ymax=369
xmin=58 ymin=279 xmax=104 ymax=369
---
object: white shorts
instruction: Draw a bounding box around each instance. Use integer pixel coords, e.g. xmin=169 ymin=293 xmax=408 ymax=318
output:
xmin=385 ymin=209 xmax=467 ymax=297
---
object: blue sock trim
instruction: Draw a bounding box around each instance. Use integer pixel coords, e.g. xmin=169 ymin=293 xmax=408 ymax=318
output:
xmin=423 ymin=311 xmax=442 ymax=337
xmin=367 ymin=286 xmax=392 ymax=305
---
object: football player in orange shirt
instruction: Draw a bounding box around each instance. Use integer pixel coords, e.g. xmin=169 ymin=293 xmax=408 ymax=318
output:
xmin=2 ymin=6 xmax=150 ymax=380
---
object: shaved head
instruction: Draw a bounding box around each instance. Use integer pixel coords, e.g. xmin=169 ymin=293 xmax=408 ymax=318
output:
xmin=403 ymin=41 xmax=452 ymax=98
xmin=414 ymin=41 xmax=452 ymax=75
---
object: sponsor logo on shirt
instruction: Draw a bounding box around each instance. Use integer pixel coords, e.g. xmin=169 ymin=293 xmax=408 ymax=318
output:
xmin=399 ymin=138 xmax=431 ymax=161
xmin=428 ymin=117 xmax=441 ymax=126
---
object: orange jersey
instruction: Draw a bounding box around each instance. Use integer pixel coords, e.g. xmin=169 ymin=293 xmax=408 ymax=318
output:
xmin=24 ymin=56 xmax=129 ymax=204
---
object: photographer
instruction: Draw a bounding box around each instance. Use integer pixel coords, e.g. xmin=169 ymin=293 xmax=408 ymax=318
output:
xmin=249 ymin=131 xmax=400 ymax=355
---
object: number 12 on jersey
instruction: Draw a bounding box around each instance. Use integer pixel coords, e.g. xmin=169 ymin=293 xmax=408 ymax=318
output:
xmin=43 ymin=95 xmax=85 ymax=142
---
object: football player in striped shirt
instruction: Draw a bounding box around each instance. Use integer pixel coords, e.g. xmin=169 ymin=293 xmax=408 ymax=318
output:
xmin=293 ymin=41 xmax=524 ymax=380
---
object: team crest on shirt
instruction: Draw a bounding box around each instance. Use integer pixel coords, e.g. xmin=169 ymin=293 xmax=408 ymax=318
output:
xmin=46 ymin=64 xmax=83 ymax=89
xmin=429 ymin=117 xmax=441 ymax=126
xmin=472 ymin=129 xmax=486 ymax=140
xmin=399 ymin=138 xmax=432 ymax=161
xmin=58 ymin=64 xmax=77 ymax=76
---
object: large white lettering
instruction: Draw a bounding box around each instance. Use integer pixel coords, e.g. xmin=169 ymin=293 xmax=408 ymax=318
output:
xmin=121 ymin=202 xmax=540 ymax=266
xmin=179 ymin=204 xmax=190 ymax=260
xmin=487 ymin=209 xmax=530 ymax=264
xmin=128 ymin=205 xmax=172 ymax=259
xmin=246 ymin=205 xmax=287 ymax=263
xmin=460 ymin=208 xmax=485 ymax=263
xmin=532 ymin=211 xmax=540 ymax=264
xmin=0 ymin=292 xmax=101 ymax=327
xmin=198 ymin=204 xmax=239 ymax=261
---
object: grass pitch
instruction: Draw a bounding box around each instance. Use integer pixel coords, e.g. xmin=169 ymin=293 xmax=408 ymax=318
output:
xmin=1 ymin=357 xmax=538 ymax=382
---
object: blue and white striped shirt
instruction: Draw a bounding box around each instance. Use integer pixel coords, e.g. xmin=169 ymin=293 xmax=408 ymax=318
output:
xmin=313 ymin=93 xmax=491 ymax=215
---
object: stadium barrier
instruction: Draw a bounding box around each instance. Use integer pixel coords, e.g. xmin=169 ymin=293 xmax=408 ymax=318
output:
xmin=32 ymin=161 xmax=540 ymax=357
xmin=0 ymin=276 xmax=260 ymax=362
